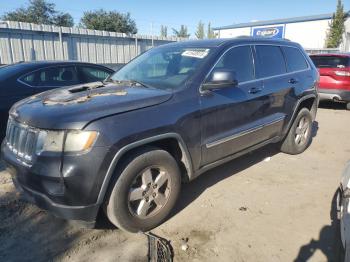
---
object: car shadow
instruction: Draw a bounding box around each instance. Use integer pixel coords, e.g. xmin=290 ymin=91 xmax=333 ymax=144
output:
xmin=170 ymin=143 xmax=280 ymax=219
xmin=0 ymin=159 xmax=5 ymax=172
xmin=293 ymin=190 xmax=344 ymax=262
xmin=312 ymin=121 xmax=319 ymax=138
xmin=319 ymin=101 xmax=347 ymax=110
xmin=0 ymin=186 xmax=81 ymax=261
xmin=170 ymin=121 xmax=320 ymax=219
xmin=0 ymin=181 xmax=148 ymax=261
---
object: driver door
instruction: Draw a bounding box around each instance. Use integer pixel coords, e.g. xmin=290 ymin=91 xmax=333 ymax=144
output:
xmin=200 ymin=45 xmax=265 ymax=166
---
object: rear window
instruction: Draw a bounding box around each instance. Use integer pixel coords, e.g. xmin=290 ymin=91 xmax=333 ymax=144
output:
xmin=282 ymin=47 xmax=308 ymax=72
xmin=255 ymin=45 xmax=286 ymax=78
xmin=310 ymin=56 xmax=350 ymax=68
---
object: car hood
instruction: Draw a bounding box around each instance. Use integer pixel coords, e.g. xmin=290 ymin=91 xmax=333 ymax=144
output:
xmin=10 ymin=82 xmax=173 ymax=129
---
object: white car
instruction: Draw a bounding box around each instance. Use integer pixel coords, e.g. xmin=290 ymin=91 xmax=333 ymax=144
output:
xmin=338 ymin=161 xmax=350 ymax=260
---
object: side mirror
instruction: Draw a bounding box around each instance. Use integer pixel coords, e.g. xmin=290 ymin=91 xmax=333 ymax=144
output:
xmin=201 ymin=70 xmax=238 ymax=91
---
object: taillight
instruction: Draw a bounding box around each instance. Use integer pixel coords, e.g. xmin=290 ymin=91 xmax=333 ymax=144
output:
xmin=334 ymin=71 xmax=350 ymax=77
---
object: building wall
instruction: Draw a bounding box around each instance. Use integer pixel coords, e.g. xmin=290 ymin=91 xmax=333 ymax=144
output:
xmin=215 ymin=18 xmax=350 ymax=51
xmin=284 ymin=19 xmax=330 ymax=49
xmin=218 ymin=27 xmax=251 ymax=38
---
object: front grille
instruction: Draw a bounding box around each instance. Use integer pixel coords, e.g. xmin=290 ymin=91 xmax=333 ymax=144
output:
xmin=6 ymin=119 xmax=38 ymax=164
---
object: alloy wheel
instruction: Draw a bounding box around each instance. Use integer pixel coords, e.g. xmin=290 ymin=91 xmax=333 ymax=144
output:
xmin=294 ymin=116 xmax=310 ymax=145
xmin=128 ymin=166 xmax=171 ymax=219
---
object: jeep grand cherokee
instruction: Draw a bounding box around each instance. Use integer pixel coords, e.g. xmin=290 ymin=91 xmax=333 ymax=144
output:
xmin=1 ymin=37 xmax=319 ymax=232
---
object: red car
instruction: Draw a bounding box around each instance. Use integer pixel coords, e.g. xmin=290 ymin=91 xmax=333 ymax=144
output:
xmin=310 ymin=53 xmax=350 ymax=110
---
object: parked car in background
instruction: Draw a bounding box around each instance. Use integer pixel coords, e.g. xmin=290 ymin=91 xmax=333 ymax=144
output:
xmin=0 ymin=61 xmax=114 ymax=138
xmin=310 ymin=53 xmax=350 ymax=109
xmin=1 ymin=38 xmax=319 ymax=233
xmin=338 ymin=161 xmax=350 ymax=261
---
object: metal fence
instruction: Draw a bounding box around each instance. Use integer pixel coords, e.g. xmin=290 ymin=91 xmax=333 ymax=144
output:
xmin=0 ymin=21 xmax=181 ymax=66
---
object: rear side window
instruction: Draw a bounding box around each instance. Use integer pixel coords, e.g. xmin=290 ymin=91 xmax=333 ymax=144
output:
xmin=21 ymin=66 xmax=80 ymax=87
xmin=282 ymin=47 xmax=308 ymax=72
xmin=255 ymin=45 xmax=286 ymax=78
xmin=310 ymin=56 xmax=350 ymax=68
xmin=213 ymin=45 xmax=255 ymax=82
xmin=79 ymin=66 xmax=111 ymax=82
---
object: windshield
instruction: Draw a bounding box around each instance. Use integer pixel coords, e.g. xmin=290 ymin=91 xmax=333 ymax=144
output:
xmin=110 ymin=46 xmax=212 ymax=90
xmin=310 ymin=56 xmax=350 ymax=68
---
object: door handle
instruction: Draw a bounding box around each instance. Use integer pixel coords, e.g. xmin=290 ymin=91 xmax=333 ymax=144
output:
xmin=249 ymin=87 xmax=262 ymax=94
xmin=288 ymin=78 xmax=299 ymax=84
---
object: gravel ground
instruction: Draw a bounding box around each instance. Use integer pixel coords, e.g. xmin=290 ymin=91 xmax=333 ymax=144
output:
xmin=0 ymin=102 xmax=348 ymax=262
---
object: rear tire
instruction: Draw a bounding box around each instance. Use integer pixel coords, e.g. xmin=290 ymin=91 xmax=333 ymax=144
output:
xmin=346 ymin=102 xmax=350 ymax=110
xmin=105 ymin=147 xmax=181 ymax=233
xmin=280 ymin=108 xmax=313 ymax=155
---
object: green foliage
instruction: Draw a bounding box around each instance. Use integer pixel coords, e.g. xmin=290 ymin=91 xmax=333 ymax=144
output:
xmin=325 ymin=0 xmax=346 ymax=48
xmin=172 ymin=25 xmax=190 ymax=38
xmin=195 ymin=21 xmax=205 ymax=39
xmin=160 ymin=25 xmax=168 ymax=37
xmin=80 ymin=9 xmax=137 ymax=34
xmin=207 ymin=22 xmax=216 ymax=39
xmin=2 ymin=0 xmax=74 ymax=27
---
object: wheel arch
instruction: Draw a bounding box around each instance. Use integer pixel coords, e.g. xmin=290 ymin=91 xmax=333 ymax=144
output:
xmin=96 ymin=133 xmax=193 ymax=204
xmin=285 ymin=94 xmax=318 ymax=134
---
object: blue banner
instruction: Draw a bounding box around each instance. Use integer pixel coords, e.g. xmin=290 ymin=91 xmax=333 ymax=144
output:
xmin=252 ymin=26 xmax=285 ymax=39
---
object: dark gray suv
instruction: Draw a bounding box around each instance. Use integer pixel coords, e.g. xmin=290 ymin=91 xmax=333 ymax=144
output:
xmin=1 ymin=37 xmax=319 ymax=232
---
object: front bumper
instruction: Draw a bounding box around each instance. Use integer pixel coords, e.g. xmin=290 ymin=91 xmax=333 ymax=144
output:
xmin=1 ymin=140 xmax=110 ymax=223
xmin=5 ymin=162 xmax=100 ymax=223
xmin=339 ymin=188 xmax=350 ymax=250
xmin=318 ymin=88 xmax=350 ymax=102
xmin=10 ymin=169 xmax=100 ymax=223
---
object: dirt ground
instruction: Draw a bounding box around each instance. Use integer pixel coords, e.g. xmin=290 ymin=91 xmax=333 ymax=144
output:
xmin=0 ymin=102 xmax=349 ymax=262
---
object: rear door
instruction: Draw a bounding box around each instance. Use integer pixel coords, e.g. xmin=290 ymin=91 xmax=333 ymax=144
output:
xmin=253 ymin=45 xmax=292 ymax=140
xmin=200 ymin=45 xmax=266 ymax=165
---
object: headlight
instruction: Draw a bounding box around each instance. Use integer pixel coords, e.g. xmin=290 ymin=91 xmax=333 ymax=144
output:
xmin=65 ymin=131 xmax=98 ymax=152
xmin=36 ymin=130 xmax=98 ymax=154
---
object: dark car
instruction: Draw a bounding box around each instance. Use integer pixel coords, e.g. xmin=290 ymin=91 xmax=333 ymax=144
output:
xmin=310 ymin=53 xmax=350 ymax=109
xmin=1 ymin=38 xmax=319 ymax=232
xmin=0 ymin=61 xmax=114 ymax=138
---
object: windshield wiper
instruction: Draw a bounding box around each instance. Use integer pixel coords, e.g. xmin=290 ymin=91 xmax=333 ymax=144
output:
xmin=126 ymin=79 xmax=152 ymax=89
xmin=106 ymin=79 xmax=152 ymax=89
xmin=103 ymin=78 xmax=121 ymax=85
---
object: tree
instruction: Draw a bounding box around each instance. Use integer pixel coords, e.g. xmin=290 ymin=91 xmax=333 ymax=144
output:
xmin=2 ymin=0 xmax=74 ymax=27
xmin=160 ymin=25 xmax=168 ymax=37
xmin=80 ymin=9 xmax=137 ymax=34
xmin=172 ymin=25 xmax=190 ymax=38
xmin=207 ymin=22 xmax=216 ymax=39
xmin=195 ymin=21 xmax=205 ymax=39
xmin=325 ymin=0 xmax=346 ymax=48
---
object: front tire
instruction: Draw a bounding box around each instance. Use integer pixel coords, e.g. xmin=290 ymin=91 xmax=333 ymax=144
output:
xmin=105 ymin=147 xmax=181 ymax=232
xmin=280 ymin=108 xmax=313 ymax=155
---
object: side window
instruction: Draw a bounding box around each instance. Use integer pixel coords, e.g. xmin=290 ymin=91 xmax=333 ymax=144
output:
xmin=255 ymin=45 xmax=286 ymax=78
xmin=21 ymin=66 xmax=80 ymax=87
xmin=213 ymin=46 xmax=254 ymax=82
xmin=80 ymin=66 xmax=112 ymax=82
xmin=282 ymin=47 xmax=308 ymax=72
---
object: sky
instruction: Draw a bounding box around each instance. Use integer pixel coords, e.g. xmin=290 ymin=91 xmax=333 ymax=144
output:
xmin=1 ymin=0 xmax=349 ymax=37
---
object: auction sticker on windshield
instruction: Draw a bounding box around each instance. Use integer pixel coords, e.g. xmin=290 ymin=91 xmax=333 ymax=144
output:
xmin=182 ymin=49 xmax=210 ymax=59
